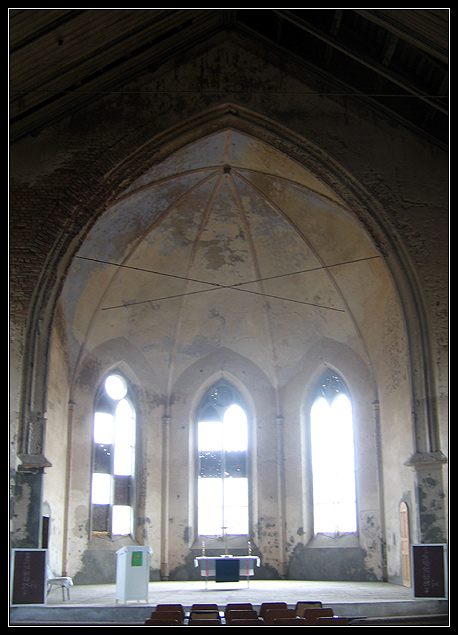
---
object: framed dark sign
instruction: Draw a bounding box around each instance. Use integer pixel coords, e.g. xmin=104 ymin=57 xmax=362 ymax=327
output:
xmin=412 ymin=544 xmax=447 ymax=599
xmin=10 ymin=549 xmax=47 ymax=606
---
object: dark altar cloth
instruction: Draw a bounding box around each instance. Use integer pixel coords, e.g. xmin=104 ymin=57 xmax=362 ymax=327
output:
xmin=215 ymin=558 xmax=240 ymax=582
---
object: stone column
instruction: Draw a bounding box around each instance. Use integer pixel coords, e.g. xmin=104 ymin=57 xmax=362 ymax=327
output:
xmin=405 ymin=452 xmax=448 ymax=543
xmin=276 ymin=415 xmax=287 ymax=578
xmin=160 ymin=415 xmax=171 ymax=580
xmin=13 ymin=412 xmax=51 ymax=548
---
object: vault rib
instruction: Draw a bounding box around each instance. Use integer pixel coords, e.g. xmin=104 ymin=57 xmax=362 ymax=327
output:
xmin=69 ymin=168 xmax=221 ymax=393
xmin=228 ymin=172 xmax=281 ymax=416
xmin=231 ymin=168 xmax=377 ymax=388
xmin=164 ymin=172 xmax=225 ymax=415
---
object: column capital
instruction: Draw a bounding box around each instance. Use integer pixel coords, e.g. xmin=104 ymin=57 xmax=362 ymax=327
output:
xmin=17 ymin=453 xmax=52 ymax=472
xmin=405 ymin=451 xmax=447 ymax=470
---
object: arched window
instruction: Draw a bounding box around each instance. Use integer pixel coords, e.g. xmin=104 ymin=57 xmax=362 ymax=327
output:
xmin=91 ymin=373 xmax=136 ymax=536
xmin=197 ymin=382 xmax=249 ymax=537
xmin=310 ymin=370 xmax=357 ymax=535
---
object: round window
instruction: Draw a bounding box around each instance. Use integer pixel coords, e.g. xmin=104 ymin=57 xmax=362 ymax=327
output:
xmin=104 ymin=374 xmax=127 ymax=400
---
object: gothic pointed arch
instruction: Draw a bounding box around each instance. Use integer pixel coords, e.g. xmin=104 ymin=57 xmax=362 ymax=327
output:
xmin=196 ymin=379 xmax=250 ymax=537
xmin=309 ymin=368 xmax=357 ymax=535
xmin=19 ymin=105 xmax=440 ymax=477
xmin=91 ymin=371 xmax=136 ymax=537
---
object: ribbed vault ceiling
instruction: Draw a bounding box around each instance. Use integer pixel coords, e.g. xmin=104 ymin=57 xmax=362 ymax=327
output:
xmin=63 ymin=130 xmax=391 ymax=396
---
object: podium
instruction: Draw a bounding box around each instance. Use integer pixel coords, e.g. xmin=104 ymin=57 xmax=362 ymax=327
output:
xmin=115 ymin=546 xmax=152 ymax=603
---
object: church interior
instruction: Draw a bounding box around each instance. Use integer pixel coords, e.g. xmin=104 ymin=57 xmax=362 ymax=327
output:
xmin=10 ymin=9 xmax=448 ymax=625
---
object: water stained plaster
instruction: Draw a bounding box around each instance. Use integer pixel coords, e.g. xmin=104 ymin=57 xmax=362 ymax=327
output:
xmin=50 ymin=127 xmax=414 ymax=583
xmin=63 ymin=129 xmax=387 ymax=399
xmin=10 ymin=14 xmax=447 ymax=589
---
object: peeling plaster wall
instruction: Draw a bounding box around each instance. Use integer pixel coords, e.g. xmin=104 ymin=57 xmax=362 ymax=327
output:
xmin=11 ymin=36 xmax=448 ymax=586
xmin=282 ymin=337 xmax=388 ymax=582
xmin=60 ymin=343 xmax=165 ymax=584
xmin=167 ymin=349 xmax=281 ymax=579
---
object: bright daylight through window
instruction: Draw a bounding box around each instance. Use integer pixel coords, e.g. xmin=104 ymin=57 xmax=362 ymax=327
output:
xmin=197 ymin=384 xmax=249 ymax=537
xmin=91 ymin=374 xmax=135 ymax=536
xmin=311 ymin=372 xmax=357 ymax=535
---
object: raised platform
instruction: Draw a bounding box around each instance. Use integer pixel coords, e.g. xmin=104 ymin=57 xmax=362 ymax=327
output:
xmin=10 ymin=579 xmax=448 ymax=626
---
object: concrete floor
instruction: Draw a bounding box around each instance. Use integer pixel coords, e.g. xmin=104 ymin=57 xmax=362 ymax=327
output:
xmin=10 ymin=579 xmax=449 ymax=626
xmin=46 ymin=578 xmax=414 ymax=607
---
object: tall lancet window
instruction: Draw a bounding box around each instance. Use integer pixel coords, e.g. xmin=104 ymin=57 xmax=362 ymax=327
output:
xmin=197 ymin=382 xmax=249 ymax=537
xmin=310 ymin=370 xmax=357 ymax=534
xmin=91 ymin=373 xmax=136 ymax=536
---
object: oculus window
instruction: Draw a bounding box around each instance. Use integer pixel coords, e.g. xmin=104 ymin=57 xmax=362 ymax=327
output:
xmin=91 ymin=373 xmax=136 ymax=536
xmin=197 ymin=383 xmax=249 ymax=537
xmin=310 ymin=370 xmax=357 ymax=534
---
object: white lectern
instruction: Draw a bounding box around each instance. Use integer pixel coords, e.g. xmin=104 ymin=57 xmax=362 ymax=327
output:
xmin=115 ymin=546 xmax=152 ymax=603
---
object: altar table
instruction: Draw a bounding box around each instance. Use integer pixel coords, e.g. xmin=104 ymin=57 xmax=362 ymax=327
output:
xmin=194 ymin=555 xmax=260 ymax=587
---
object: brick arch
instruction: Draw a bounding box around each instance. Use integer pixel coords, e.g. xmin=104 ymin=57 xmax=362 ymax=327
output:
xmin=16 ymin=103 xmax=440 ymax=481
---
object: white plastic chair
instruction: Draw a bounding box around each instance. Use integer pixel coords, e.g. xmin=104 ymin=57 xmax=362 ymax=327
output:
xmin=46 ymin=565 xmax=73 ymax=601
